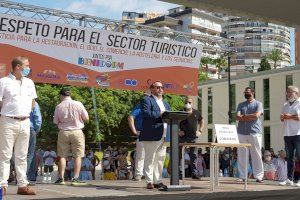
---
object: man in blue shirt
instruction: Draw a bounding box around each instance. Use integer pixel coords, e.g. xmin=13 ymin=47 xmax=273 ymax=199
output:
xmin=27 ymin=101 xmax=42 ymax=183
xmin=236 ymin=87 xmax=264 ymax=183
xmin=128 ymin=93 xmax=149 ymax=181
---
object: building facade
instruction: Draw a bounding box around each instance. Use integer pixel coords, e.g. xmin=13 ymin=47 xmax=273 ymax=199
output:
xmin=122 ymin=11 xmax=163 ymax=24
xmin=223 ymin=17 xmax=291 ymax=75
xmin=198 ymin=66 xmax=300 ymax=152
xmin=144 ymin=6 xmax=225 ymax=79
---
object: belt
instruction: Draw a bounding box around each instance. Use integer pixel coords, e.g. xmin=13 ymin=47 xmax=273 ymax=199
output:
xmin=8 ymin=116 xmax=29 ymax=121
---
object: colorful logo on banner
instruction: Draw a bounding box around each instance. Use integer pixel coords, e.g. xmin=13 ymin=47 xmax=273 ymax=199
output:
xmin=67 ymin=73 xmax=88 ymax=83
xmin=124 ymin=79 xmax=138 ymax=87
xmin=37 ymin=70 xmax=60 ymax=79
xmin=77 ymin=55 xmax=124 ymax=70
xmin=183 ymin=82 xmax=194 ymax=91
xmin=95 ymin=73 xmax=110 ymax=87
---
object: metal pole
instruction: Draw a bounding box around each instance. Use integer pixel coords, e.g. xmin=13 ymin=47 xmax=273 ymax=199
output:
xmin=80 ymin=17 xmax=101 ymax=147
xmin=170 ymin=120 xmax=180 ymax=185
xmin=227 ymin=56 xmax=232 ymax=124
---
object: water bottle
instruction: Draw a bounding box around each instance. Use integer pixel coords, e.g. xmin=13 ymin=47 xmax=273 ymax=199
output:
xmin=42 ymin=173 xmax=47 ymax=183
xmin=224 ymin=168 xmax=229 ymax=177
xmin=47 ymin=173 xmax=52 ymax=183
xmin=0 ymin=187 xmax=2 ymax=200
xmin=219 ymin=169 xmax=223 ymax=177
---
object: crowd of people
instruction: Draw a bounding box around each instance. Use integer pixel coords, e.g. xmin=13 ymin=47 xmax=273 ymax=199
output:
xmin=0 ymin=56 xmax=299 ymax=196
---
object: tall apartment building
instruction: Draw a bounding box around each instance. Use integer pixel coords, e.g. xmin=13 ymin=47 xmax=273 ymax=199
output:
xmin=144 ymin=6 xmax=225 ymax=79
xmin=122 ymin=11 xmax=163 ymax=24
xmin=223 ymin=17 xmax=291 ymax=75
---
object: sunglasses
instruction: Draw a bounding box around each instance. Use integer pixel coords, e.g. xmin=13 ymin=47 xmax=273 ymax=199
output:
xmin=154 ymin=86 xmax=164 ymax=89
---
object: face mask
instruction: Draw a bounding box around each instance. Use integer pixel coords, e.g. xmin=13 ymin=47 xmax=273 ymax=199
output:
xmin=185 ymin=103 xmax=192 ymax=109
xmin=21 ymin=67 xmax=31 ymax=77
xmin=288 ymin=97 xmax=296 ymax=103
xmin=244 ymin=93 xmax=251 ymax=99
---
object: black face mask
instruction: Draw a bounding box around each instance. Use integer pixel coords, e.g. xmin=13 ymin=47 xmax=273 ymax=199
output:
xmin=244 ymin=93 xmax=252 ymax=99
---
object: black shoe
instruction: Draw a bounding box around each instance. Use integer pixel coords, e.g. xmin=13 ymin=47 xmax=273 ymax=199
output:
xmin=71 ymin=178 xmax=87 ymax=186
xmin=256 ymin=179 xmax=263 ymax=183
xmin=153 ymin=183 xmax=168 ymax=191
xmin=192 ymin=175 xmax=202 ymax=180
xmin=54 ymin=178 xmax=65 ymax=185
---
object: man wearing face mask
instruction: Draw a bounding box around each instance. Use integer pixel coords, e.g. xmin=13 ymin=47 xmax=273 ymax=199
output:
xmin=279 ymin=85 xmax=300 ymax=186
xmin=236 ymin=87 xmax=264 ymax=183
xmin=0 ymin=56 xmax=37 ymax=195
xmin=179 ymin=97 xmax=204 ymax=179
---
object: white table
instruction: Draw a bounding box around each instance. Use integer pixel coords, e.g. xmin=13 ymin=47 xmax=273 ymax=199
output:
xmin=181 ymin=142 xmax=251 ymax=191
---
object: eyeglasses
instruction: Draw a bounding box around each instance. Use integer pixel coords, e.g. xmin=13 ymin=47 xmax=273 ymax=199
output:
xmin=154 ymin=86 xmax=164 ymax=89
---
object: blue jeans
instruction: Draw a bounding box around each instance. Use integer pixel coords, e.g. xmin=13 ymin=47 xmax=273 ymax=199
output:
xmin=284 ymin=135 xmax=300 ymax=181
xmin=27 ymin=130 xmax=37 ymax=181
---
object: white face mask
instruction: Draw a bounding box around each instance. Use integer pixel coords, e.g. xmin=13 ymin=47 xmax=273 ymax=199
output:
xmin=288 ymin=97 xmax=296 ymax=103
xmin=185 ymin=103 xmax=192 ymax=110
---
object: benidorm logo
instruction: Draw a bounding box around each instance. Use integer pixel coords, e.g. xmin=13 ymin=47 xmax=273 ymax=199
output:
xmin=78 ymin=57 xmax=124 ymax=70
xmin=67 ymin=73 xmax=88 ymax=83
xmin=37 ymin=70 xmax=60 ymax=79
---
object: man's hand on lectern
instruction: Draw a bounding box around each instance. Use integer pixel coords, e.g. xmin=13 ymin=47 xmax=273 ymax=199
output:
xmin=179 ymin=130 xmax=185 ymax=137
xmin=196 ymin=130 xmax=202 ymax=137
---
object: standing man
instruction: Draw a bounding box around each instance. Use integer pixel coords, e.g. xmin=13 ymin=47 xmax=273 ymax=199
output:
xmin=280 ymin=85 xmax=300 ymax=186
xmin=140 ymin=81 xmax=170 ymax=190
xmin=27 ymin=101 xmax=42 ymax=184
xmin=179 ymin=97 xmax=204 ymax=179
xmin=236 ymin=87 xmax=264 ymax=183
xmin=54 ymin=88 xmax=89 ymax=185
xmin=0 ymin=56 xmax=37 ymax=195
xmin=128 ymin=94 xmax=148 ymax=181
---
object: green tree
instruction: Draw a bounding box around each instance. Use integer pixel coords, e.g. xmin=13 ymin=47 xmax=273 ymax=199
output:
xmin=198 ymin=71 xmax=209 ymax=83
xmin=213 ymin=56 xmax=227 ymax=79
xmin=35 ymin=84 xmax=185 ymax=149
xmin=258 ymin=56 xmax=271 ymax=72
xmin=267 ymin=49 xmax=283 ymax=69
xmin=200 ymin=57 xmax=212 ymax=72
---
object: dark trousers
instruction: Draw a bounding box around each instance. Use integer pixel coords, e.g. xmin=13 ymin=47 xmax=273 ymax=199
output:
xmin=27 ymin=130 xmax=37 ymax=181
xmin=284 ymin=135 xmax=300 ymax=181
xmin=179 ymin=137 xmax=199 ymax=176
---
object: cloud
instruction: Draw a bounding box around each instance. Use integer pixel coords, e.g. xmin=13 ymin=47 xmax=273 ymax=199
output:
xmin=66 ymin=0 xmax=177 ymax=20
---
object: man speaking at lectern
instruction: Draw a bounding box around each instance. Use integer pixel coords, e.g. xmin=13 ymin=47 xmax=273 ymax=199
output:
xmin=140 ymin=81 xmax=170 ymax=190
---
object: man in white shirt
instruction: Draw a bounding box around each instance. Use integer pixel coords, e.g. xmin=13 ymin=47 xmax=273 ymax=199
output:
xmin=280 ymin=85 xmax=300 ymax=186
xmin=0 ymin=56 xmax=37 ymax=195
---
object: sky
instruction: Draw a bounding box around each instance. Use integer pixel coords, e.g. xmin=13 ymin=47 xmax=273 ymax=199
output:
xmin=6 ymin=0 xmax=296 ymax=65
xmin=11 ymin=0 xmax=177 ymax=20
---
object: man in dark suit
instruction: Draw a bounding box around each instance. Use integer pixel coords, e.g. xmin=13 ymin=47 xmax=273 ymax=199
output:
xmin=140 ymin=81 xmax=170 ymax=190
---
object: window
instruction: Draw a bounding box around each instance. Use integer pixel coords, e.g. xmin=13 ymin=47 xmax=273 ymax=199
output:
xmin=263 ymin=79 xmax=270 ymax=120
xmin=249 ymin=81 xmax=255 ymax=91
xmin=286 ymin=74 xmax=293 ymax=89
xmin=208 ymin=88 xmax=213 ymax=124
xmin=264 ymin=127 xmax=271 ymax=150
xmin=208 ymin=129 xmax=213 ymax=142
xmin=198 ymin=89 xmax=202 ymax=114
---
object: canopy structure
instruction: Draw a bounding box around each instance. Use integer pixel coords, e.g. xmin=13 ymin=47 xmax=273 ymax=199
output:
xmin=161 ymin=0 xmax=300 ymax=26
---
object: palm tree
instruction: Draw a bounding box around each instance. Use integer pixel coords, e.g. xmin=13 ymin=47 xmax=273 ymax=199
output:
xmin=267 ymin=49 xmax=283 ymax=69
xmin=213 ymin=56 xmax=227 ymax=79
xmin=200 ymin=57 xmax=212 ymax=72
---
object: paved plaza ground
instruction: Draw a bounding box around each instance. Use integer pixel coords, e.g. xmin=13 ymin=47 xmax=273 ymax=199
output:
xmin=3 ymin=178 xmax=300 ymax=200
